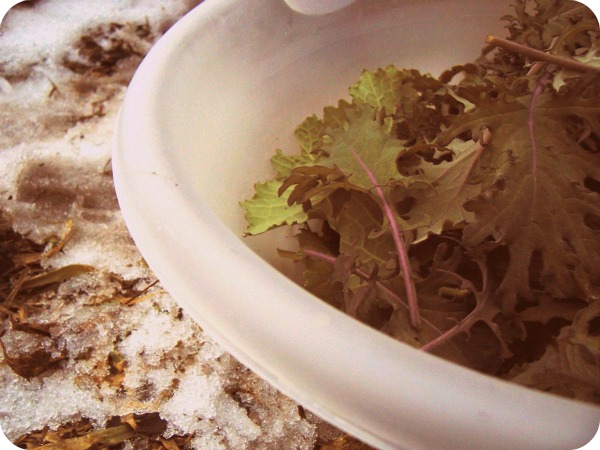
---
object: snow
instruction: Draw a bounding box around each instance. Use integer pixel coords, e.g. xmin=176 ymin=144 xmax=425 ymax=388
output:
xmin=0 ymin=0 xmax=191 ymax=76
xmin=0 ymin=1 xmax=342 ymax=447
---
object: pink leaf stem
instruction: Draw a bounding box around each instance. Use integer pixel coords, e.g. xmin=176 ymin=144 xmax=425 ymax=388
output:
xmin=303 ymin=248 xmax=337 ymax=265
xmin=419 ymin=321 xmax=463 ymax=352
xmin=303 ymin=248 xmax=406 ymax=309
xmin=420 ymin=269 xmax=477 ymax=352
xmin=303 ymin=249 xmax=432 ymax=326
xmin=350 ymin=149 xmax=421 ymax=329
xmin=420 ymin=267 xmax=511 ymax=359
xmin=528 ymin=68 xmax=553 ymax=204
xmin=487 ymin=35 xmax=600 ymax=74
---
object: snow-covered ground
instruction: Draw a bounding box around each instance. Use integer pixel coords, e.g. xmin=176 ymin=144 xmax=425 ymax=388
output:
xmin=0 ymin=1 xmax=343 ymax=448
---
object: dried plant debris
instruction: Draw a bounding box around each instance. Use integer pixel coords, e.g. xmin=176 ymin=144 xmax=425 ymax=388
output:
xmin=316 ymin=435 xmax=374 ymax=450
xmin=1 ymin=144 xmax=325 ymax=445
xmin=61 ymin=22 xmax=152 ymax=76
xmin=2 ymin=148 xmax=142 ymax=278
xmin=1 ymin=214 xmax=82 ymax=380
xmin=0 ymin=2 xmax=189 ymax=148
xmin=242 ymin=0 xmax=600 ymax=405
xmin=1 ymin=213 xmax=342 ymax=448
xmin=0 ymin=338 xmax=67 ymax=380
xmin=13 ymin=414 xmax=358 ymax=450
xmin=104 ymin=350 xmax=126 ymax=388
xmin=12 ymin=414 xmax=188 ymax=450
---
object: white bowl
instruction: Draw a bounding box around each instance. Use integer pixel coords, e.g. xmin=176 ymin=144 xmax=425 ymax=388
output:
xmin=113 ymin=1 xmax=600 ymax=448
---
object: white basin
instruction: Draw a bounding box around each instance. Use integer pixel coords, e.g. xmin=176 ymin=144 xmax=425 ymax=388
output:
xmin=113 ymin=1 xmax=600 ymax=448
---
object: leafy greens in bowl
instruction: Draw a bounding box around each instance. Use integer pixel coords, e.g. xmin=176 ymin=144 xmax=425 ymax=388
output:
xmin=114 ymin=0 xmax=600 ymax=448
xmin=242 ymin=0 xmax=600 ymax=406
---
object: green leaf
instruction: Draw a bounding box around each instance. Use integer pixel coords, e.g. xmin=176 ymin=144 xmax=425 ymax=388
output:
xmin=278 ymin=106 xmax=410 ymax=214
xmin=278 ymin=165 xmax=350 ymax=207
xmin=271 ymin=100 xmax=356 ymax=180
xmin=271 ymin=148 xmax=317 ymax=180
xmin=295 ymin=114 xmax=327 ymax=155
xmin=240 ymin=180 xmax=308 ymax=235
xmin=320 ymin=105 xmax=407 ymax=188
xmin=553 ymin=37 xmax=600 ymax=91
xmin=396 ymin=138 xmax=488 ymax=242
xmin=349 ymin=65 xmax=421 ymax=112
xmin=443 ymin=86 xmax=600 ymax=311
xmin=293 ymin=102 xmax=356 ymax=156
xmin=322 ymin=190 xmax=395 ymax=276
xmin=295 ymin=227 xmax=345 ymax=308
xmin=323 ymin=99 xmax=353 ymax=130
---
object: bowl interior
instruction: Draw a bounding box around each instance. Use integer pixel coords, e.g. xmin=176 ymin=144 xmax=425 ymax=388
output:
xmin=156 ymin=0 xmax=510 ymax=272
xmin=114 ymin=1 xmax=600 ymax=448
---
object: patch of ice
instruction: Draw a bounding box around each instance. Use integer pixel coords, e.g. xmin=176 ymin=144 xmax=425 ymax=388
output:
xmin=0 ymin=366 xmax=110 ymax=436
xmin=118 ymin=294 xmax=197 ymax=366
xmin=161 ymin=364 xmax=262 ymax=448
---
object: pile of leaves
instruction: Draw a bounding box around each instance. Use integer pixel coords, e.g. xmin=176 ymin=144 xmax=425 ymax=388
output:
xmin=241 ymin=0 xmax=600 ymax=404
